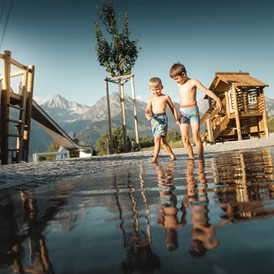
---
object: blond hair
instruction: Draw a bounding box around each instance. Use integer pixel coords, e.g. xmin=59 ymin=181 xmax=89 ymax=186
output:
xmin=149 ymin=77 xmax=162 ymax=86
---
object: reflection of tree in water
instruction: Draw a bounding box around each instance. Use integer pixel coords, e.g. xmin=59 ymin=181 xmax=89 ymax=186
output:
xmin=0 ymin=183 xmax=76 ymax=273
xmin=213 ymin=150 xmax=274 ymax=225
xmin=185 ymin=159 xmax=219 ymax=258
xmin=112 ymin=164 xmax=161 ymax=273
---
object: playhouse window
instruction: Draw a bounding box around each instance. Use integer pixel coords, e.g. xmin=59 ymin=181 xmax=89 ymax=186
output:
xmin=248 ymin=93 xmax=257 ymax=104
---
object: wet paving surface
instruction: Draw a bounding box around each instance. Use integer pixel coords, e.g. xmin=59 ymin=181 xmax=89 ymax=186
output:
xmin=1 ymin=148 xmax=274 ymax=274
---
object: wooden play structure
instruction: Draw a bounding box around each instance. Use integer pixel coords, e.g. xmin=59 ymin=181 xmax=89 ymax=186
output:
xmin=200 ymin=72 xmax=269 ymax=143
xmin=0 ymin=50 xmax=93 ymax=165
xmin=0 ymin=50 xmax=34 ymax=164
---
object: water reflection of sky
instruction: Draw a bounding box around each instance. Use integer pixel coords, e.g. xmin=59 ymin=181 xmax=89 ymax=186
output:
xmin=1 ymin=147 xmax=274 ymax=273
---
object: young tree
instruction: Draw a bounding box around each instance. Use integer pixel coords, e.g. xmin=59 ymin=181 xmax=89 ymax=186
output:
xmin=94 ymin=0 xmax=141 ymax=153
xmin=94 ymin=0 xmax=141 ymax=77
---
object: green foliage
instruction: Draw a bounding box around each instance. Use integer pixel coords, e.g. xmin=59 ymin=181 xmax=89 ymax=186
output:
xmin=96 ymin=127 xmax=131 ymax=155
xmin=70 ymin=133 xmax=80 ymax=158
xmin=167 ymin=130 xmax=181 ymax=143
xmin=139 ymin=135 xmax=154 ymax=148
xmin=268 ymin=118 xmax=274 ymax=132
xmin=96 ymin=133 xmax=109 ymax=156
xmin=38 ymin=141 xmax=60 ymax=161
xmin=94 ymin=0 xmax=141 ymax=76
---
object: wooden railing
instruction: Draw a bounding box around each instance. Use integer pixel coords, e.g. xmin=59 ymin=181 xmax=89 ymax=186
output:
xmin=201 ymin=97 xmax=228 ymax=143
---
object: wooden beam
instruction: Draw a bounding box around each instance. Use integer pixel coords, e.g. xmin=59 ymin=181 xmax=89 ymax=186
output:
xmin=130 ymin=75 xmax=140 ymax=148
xmin=260 ymin=88 xmax=269 ymax=138
xmin=23 ymin=65 xmax=35 ymax=162
xmin=107 ymin=74 xmax=134 ymax=81
xmin=0 ymin=70 xmax=25 ymax=80
xmin=232 ymin=86 xmax=242 ymax=141
xmin=119 ymin=82 xmax=128 ymax=152
xmin=10 ymin=58 xmax=27 ymax=70
xmin=105 ymin=79 xmax=113 ymax=154
xmin=1 ymin=50 xmax=11 ymax=164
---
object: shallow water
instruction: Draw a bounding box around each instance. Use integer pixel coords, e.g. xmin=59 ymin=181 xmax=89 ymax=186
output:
xmin=1 ymin=147 xmax=274 ymax=274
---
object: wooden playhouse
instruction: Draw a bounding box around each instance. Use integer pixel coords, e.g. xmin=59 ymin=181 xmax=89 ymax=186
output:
xmin=200 ymin=72 xmax=269 ymax=143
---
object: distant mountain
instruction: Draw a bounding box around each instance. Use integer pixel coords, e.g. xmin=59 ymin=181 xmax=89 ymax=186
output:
xmin=76 ymin=92 xmax=179 ymax=146
xmin=40 ymin=94 xmax=90 ymax=122
xmin=265 ymin=97 xmax=274 ymax=117
xmin=29 ymin=93 xmax=274 ymax=154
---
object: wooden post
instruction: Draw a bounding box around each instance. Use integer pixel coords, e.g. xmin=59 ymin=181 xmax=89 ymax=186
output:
xmin=260 ymin=88 xmax=269 ymax=138
xmin=130 ymin=75 xmax=140 ymax=150
xmin=119 ymin=81 xmax=128 ymax=152
xmin=24 ymin=65 xmax=35 ymax=161
xmin=232 ymin=85 xmax=242 ymax=140
xmin=16 ymin=69 xmax=28 ymax=162
xmin=105 ymin=79 xmax=113 ymax=153
xmin=0 ymin=81 xmax=1 ymax=155
xmin=206 ymin=119 xmax=214 ymax=143
xmin=1 ymin=50 xmax=11 ymax=164
xmin=225 ymin=91 xmax=231 ymax=119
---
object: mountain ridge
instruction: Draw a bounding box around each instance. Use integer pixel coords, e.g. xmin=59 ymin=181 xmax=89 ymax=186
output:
xmin=29 ymin=93 xmax=274 ymax=155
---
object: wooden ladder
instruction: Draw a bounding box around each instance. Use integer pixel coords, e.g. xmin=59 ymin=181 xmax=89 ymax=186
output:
xmin=8 ymin=81 xmax=28 ymax=163
xmin=0 ymin=50 xmax=34 ymax=165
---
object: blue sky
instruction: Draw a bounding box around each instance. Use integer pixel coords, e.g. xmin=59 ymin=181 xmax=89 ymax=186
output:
xmin=0 ymin=0 xmax=273 ymax=106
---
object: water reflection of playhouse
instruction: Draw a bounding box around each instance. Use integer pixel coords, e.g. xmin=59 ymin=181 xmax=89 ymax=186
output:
xmin=201 ymin=72 xmax=269 ymax=143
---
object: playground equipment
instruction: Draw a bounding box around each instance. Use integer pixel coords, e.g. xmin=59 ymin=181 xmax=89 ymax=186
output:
xmin=0 ymin=50 xmax=92 ymax=165
xmin=200 ymin=72 xmax=269 ymax=143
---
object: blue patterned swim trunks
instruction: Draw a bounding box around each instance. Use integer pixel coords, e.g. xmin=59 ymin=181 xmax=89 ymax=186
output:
xmin=179 ymin=106 xmax=200 ymax=124
xmin=151 ymin=112 xmax=168 ymax=138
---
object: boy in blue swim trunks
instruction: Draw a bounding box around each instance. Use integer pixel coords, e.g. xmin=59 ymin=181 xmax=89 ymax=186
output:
xmin=145 ymin=77 xmax=180 ymax=163
xmin=169 ymin=63 xmax=223 ymax=159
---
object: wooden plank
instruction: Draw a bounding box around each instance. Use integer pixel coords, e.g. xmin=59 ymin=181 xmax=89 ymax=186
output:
xmin=24 ymin=65 xmax=35 ymax=162
xmin=107 ymin=74 xmax=134 ymax=81
xmin=0 ymin=70 xmax=25 ymax=80
xmin=10 ymin=58 xmax=27 ymax=70
xmin=1 ymin=50 xmax=11 ymax=164
xmin=232 ymin=86 xmax=242 ymax=140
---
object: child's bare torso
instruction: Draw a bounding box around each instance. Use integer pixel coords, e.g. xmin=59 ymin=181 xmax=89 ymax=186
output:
xmin=178 ymin=78 xmax=197 ymax=106
xmin=151 ymin=94 xmax=169 ymax=114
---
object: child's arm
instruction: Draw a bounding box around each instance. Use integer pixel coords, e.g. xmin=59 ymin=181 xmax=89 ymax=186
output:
xmin=195 ymin=80 xmax=223 ymax=110
xmin=167 ymin=96 xmax=180 ymax=127
xmin=145 ymin=99 xmax=152 ymax=121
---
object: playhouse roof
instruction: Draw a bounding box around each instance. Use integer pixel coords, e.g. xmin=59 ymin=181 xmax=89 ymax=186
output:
xmin=209 ymin=72 xmax=269 ymax=91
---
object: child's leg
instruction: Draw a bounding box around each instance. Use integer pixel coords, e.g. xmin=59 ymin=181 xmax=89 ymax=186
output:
xmin=191 ymin=122 xmax=204 ymax=159
xmin=180 ymin=124 xmax=194 ymax=159
xmin=151 ymin=135 xmax=161 ymax=163
xmin=161 ymin=138 xmax=176 ymax=160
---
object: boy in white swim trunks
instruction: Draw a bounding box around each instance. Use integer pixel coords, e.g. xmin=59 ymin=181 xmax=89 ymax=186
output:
xmin=145 ymin=77 xmax=180 ymax=163
xmin=169 ymin=63 xmax=223 ymax=159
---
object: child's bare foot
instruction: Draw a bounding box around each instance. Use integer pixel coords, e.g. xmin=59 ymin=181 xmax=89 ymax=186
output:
xmin=170 ymin=156 xmax=176 ymax=161
xmin=150 ymin=158 xmax=157 ymax=164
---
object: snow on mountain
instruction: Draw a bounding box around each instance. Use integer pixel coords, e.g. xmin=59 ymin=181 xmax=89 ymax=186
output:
xmin=42 ymin=94 xmax=90 ymax=114
xmin=40 ymin=94 xmax=90 ymax=122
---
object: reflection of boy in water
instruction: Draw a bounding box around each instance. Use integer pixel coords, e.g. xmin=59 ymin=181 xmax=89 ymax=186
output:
xmin=185 ymin=159 xmax=219 ymax=257
xmin=155 ymin=161 xmax=187 ymax=251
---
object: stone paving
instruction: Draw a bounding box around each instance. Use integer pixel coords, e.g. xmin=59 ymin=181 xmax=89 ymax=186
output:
xmin=1 ymin=133 xmax=274 ymax=190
